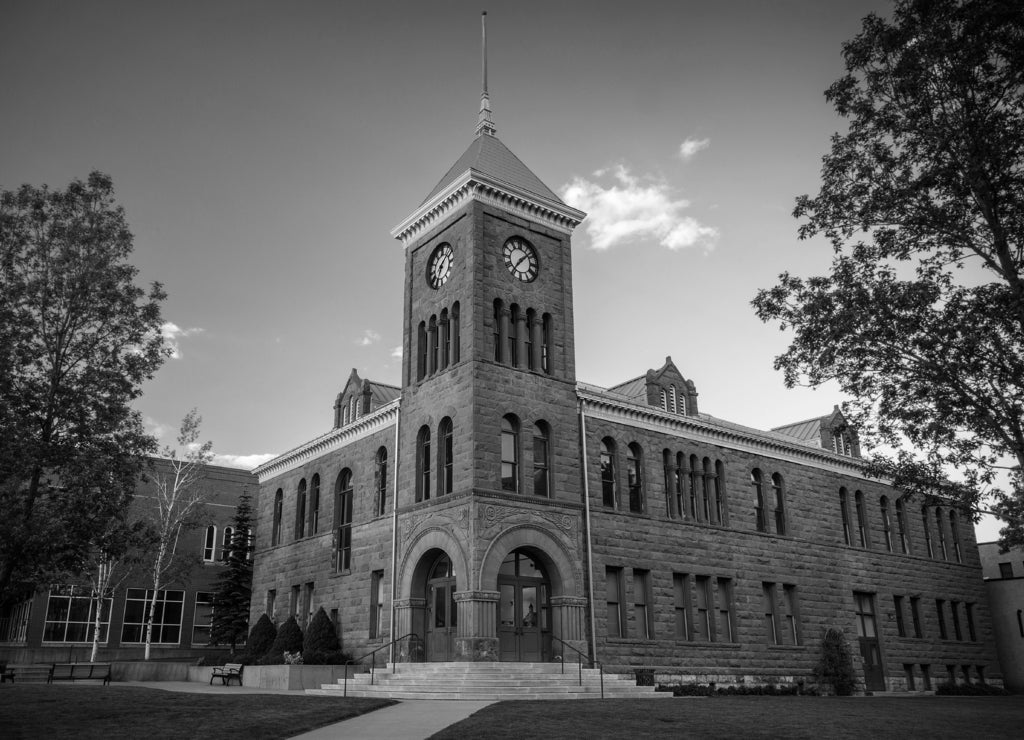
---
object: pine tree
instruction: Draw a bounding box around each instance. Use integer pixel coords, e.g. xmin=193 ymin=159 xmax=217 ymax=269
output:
xmin=211 ymin=490 xmax=254 ymax=654
xmin=302 ymin=607 xmax=344 ymax=664
xmin=245 ymin=613 xmax=277 ymax=662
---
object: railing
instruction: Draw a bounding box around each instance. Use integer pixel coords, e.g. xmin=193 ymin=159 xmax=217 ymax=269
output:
xmin=550 ymin=635 xmax=604 ymax=699
xmin=341 ymin=633 xmax=423 ymax=697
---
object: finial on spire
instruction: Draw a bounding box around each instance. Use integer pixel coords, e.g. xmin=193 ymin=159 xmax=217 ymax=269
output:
xmin=476 ymin=11 xmax=497 ymax=137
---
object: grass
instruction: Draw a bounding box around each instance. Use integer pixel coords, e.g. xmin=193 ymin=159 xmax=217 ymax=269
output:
xmin=430 ymin=695 xmax=1024 ymax=739
xmin=0 ymin=685 xmax=394 ymax=740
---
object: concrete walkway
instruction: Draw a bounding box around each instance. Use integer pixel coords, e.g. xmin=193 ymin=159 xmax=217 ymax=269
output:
xmin=122 ymin=681 xmax=493 ymax=739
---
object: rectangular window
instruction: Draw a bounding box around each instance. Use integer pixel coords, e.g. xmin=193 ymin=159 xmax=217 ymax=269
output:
xmin=936 ymin=599 xmax=948 ymax=639
xmin=853 ymin=592 xmax=877 ymax=639
xmin=716 ymin=578 xmax=735 ymax=642
xmin=335 ymin=487 xmax=353 ymax=573
xmin=370 ymin=570 xmax=385 ymax=639
xmin=192 ymin=592 xmax=214 ymax=646
xmin=904 ymin=664 xmax=916 ymax=691
xmin=966 ymin=603 xmax=977 ymax=641
xmin=304 ymin=582 xmax=315 ymax=627
xmin=763 ymin=582 xmax=779 ymax=645
xmin=266 ymin=590 xmax=276 ymax=620
xmin=290 ymin=585 xmax=300 ymax=618
xmin=121 ymin=589 xmax=184 ymax=644
xmin=950 ymin=601 xmax=962 ymax=641
xmin=605 ymin=567 xmax=625 ymax=638
xmin=783 ymin=584 xmax=801 ymax=645
xmin=921 ymin=664 xmax=932 ymax=690
xmin=633 ymin=569 xmax=653 ymax=639
xmin=43 ymin=586 xmax=111 ymax=643
xmin=673 ymin=573 xmax=691 ymax=640
xmin=910 ymin=596 xmax=923 ymax=638
xmin=894 ymin=595 xmax=906 ymax=637
xmin=998 ymin=562 xmax=1013 ymax=578
xmin=695 ymin=576 xmax=713 ymax=641
xmin=203 ymin=526 xmax=217 ymax=562
xmin=533 ymin=432 xmax=549 ymax=497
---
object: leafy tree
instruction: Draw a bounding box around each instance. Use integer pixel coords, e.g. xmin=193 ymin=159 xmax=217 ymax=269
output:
xmin=140 ymin=410 xmax=213 ymax=659
xmin=0 ymin=171 xmax=168 ymax=605
xmin=211 ymin=490 xmax=254 ymax=654
xmin=752 ymin=0 xmax=1024 ymax=544
xmin=814 ymin=627 xmax=857 ymax=696
xmin=245 ymin=613 xmax=277 ymax=662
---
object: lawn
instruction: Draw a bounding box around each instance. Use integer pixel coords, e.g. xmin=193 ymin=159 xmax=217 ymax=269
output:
xmin=431 ymin=695 xmax=1024 ymax=739
xmin=0 ymin=685 xmax=394 ymax=740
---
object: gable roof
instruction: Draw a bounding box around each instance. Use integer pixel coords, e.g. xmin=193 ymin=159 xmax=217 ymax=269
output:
xmin=421 ymin=134 xmax=563 ymax=207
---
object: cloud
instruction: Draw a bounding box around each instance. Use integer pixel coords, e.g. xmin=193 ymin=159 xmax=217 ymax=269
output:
xmin=144 ymin=416 xmax=174 ymax=442
xmin=356 ymin=329 xmax=381 ymax=347
xmin=561 ymin=165 xmax=718 ymax=251
xmin=390 ymin=346 xmax=403 ymax=359
xmin=212 ymin=452 xmax=278 ymax=470
xmin=678 ymin=137 xmax=710 ymax=160
xmin=161 ymin=322 xmax=204 ymax=359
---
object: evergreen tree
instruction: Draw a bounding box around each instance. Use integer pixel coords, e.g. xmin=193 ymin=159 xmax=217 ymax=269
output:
xmin=211 ymin=490 xmax=254 ymax=654
xmin=245 ymin=613 xmax=276 ymax=662
xmin=302 ymin=607 xmax=343 ymax=665
xmin=263 ymin=615 xmax=304 ymax=664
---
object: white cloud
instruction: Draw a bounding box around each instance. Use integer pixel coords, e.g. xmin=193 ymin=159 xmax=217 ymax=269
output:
xmin=212 ymin=452 xmax=278 ymax=470
xmin=161 ymin=322 xmax=204 ymax=359
xmin=356 ymin=329 xmax=382 ymax=347
xmin=390 ymin=345 xmax=403 ymax=359
xmin=678 ymin=137 xmax=710 ymax=160
xmin=144 ymin=416 xmax=174 ymax=442
xmin=561 ymin=165 xmax=718 ymax=251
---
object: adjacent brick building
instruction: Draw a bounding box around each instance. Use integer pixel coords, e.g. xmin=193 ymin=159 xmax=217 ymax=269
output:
xmin=250 ymin=91 xmax=1001 ymax=691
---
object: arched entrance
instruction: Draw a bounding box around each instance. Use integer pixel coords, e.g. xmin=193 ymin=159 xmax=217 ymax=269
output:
xmin=497 ymin=549 xmax=551 ymax=661
xmin=425 ymin=551 xmax=457 ymax=661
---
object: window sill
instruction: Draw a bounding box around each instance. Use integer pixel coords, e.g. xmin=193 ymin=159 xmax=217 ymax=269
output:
xmin=767 ymin=644 xmax=807 ymax=651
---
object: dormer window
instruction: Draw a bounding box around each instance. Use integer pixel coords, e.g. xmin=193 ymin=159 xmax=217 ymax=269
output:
xmin=832 ymin=431 xmax=851 ymax=456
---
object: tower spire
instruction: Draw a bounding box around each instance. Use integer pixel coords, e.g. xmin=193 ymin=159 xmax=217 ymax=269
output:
xmin=476 ymin=11 xmax=497 ymax=137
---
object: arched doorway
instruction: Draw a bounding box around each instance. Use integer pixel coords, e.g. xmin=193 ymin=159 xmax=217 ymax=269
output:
xmin=498 ymin=549 xmax=551 ymax=661
xmin=425 ymin=551 xmax=457 ymax=661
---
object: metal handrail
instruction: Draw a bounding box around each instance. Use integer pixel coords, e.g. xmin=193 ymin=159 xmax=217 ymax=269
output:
xmin=550 ymin=635 xmax=604 ymax=698
xmin=342 ymin=632 xmax=423 ymax=697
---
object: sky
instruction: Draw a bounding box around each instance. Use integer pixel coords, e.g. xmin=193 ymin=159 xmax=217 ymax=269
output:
xmin=1 ymin=1 xmax=1002 ymax=540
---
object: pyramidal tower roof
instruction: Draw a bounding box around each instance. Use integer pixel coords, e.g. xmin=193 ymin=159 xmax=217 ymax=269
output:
xmin=392 ymin=12 xmax=585 ymax=246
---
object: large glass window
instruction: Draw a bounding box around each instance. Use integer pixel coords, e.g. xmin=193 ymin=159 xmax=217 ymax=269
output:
xmin=533 ymin=422 xmax=550 ymax=497
xmin=717 ymin=577 xmax=735 ymax=642
xmin=695 ymin=576 xmax=712 ymax=641
xmin=121 ymin=589 xmax=184 ymax=644
xmin=417 ymin=426 xmax=431 ymax=502
xmin=763 ymin=582 xmax=779 ymax=644
xmin=600 ymin=438 xmax=616 ymax=507
xmin=627 ymin=443 xmax=643 ymax=513
xmin=605 ymin=567 xmax=625 ymax=638
xmin=501 ymin=415 xmax=519 ymax=493
xmin=783 ymin=584 xmax=801 ymax=645
xmin=193 ymin=592 xmax=214 ymax=646
xmin=439 ymin=420 xmax=454 ymax=496
xmin=43 ymin=586 xmax=111 ymax=643
xmin=272 ymin=489 xmax=283 ymax=546
xmin=335 ymin=469 xmax=353 ymax=573
xmin=295 ymin=479 xmax=307 ymax=540
xmin=633 ymin=569 xmax=653 ymax=639
xmin=673 ymin=573 xmax=692 ymax=640
xmin=771 ymin=473 xmax=786 ymax=535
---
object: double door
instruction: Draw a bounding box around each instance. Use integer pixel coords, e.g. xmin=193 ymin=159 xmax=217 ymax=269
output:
xmin=426 ymin=577 xmax=457 ymax=661
xmin=498 ymin=579 xmax=547 ymax=661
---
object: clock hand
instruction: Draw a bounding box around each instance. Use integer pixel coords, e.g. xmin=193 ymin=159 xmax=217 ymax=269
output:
xmin=515 ymin=254 xmax=528 ymax=269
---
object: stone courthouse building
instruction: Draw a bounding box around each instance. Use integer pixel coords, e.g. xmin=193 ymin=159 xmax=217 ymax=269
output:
xmin=250 ymin=70 xmax=1002 ymax=692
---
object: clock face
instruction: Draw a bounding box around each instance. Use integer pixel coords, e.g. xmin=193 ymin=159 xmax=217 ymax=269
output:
xmin=427 ymin=243 xmax=454 ymax=289
xmin=503 ymin=236 xmax=539 ymax=282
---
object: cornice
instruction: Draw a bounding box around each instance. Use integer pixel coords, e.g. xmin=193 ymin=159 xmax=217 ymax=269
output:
xmin=253 ymin=399 xmax=400 ymax=482
xmin=391 ymin=169 xmax=587 ymax=247
xmin=576 ymin=384 xmax=873 ymax=481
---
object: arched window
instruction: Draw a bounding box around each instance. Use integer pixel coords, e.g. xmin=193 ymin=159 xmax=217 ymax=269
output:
xmin=533 ymin=422 xmax=551 ymax=497
xmin=525 ymin=308 xmax=536 ymax=371
xmin=341 ymin=400 xmax=349 ymax=426
xmin=335 ymin=469 xmax=353 ymax=572
xmin=950 ymin=510 xmax=962 ymax=563
xmin=675 ymin=452 xmax=687 ymax=519
xmin=440 ymin=308 xmax=450 ymax=370
xmin=771 ymin=472 xmax=786 ymax=535
xmin=541 ymin=313 xmax=552 ymax=374
xmin=203 ymin=525 xmax=217 ymax=562
xmin=701 ymin=457 xmax=712 ymax=522
xmin=660 ymin=389 xmax=668 ymax=410
xmin=221 ymin=526 xmax=234 ymax=562
xmin=627 ymin=443 xmax=643 ymax=513
xmin=295 ymin=479 xmax=307 ymax=540
xmin=921 ymin=505 xmax=934 ymax=558
xmin=839 ymin=488 xmax=851 ymax=545
xmin=935 ymin=507 xmax=948 ymax=560
xmin=715 ymin=460 xmax=727 ymax=525
xmin=600 ymin=438 xmax=616 ymax=508
xmin=508 ymin=304 xmax=520 ymax=367
xmin=493 ymin=299 xmax=504 ymax=363
xmin=679 ymin=393 xmax=687 ymax=415
xmin=438 ymin=418 xmax=454 ymax=496
xmin=416 ymin=426 xmax=431 ymax=502
xmin=689 ymin=454 xmax=700 ymax=520
xmin=501 ymin=415 xmax=519 ymax=493
xmin=309 ymin=473 xmax=321 ymax=534
xmin=669 ymin=385 xmax=678 ymax=414
xmin=880 ymin=496 xmax=893 ymax=552
xmin=854 ymin=490 xmax=869 ymax=547
xmin=375 ymin=448 xmax=388 ymax=516
xmin=663 ymin=450 xmax=676 ymax=518
xmin=428 ymin=315 xmax=438 ymax=375
xmin=752 ymin=469 xmax=767 ymax=532
xmin=417 ymin=320 xmax=427 ymax=381
xmin=350 ymin=396 xmax=357 ymax=422
xmin=451 ymin=302 xmax=461 ymax=364
xmin=272 ymin=489 xmax=283 ymax=546
xmin=895 ymin=498 xmax=910 ymax=554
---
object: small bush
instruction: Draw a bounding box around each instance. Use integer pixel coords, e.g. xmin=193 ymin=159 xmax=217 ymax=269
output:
xmin=815 ymin=627 xmax=857 ymax=696
xmin=243 ymin=614 xmax=276 ymax=662
xmin=260 ymin=616 xmax=304 ymax=664
xmin=304 ymin=608 xmax=341 ymax=653
xmin=936 ymin=682 xmax=1010 ymax=696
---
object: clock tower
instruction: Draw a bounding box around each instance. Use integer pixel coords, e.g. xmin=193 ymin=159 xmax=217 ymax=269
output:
xmin=388 ymin=14 xmax=589 ymax=662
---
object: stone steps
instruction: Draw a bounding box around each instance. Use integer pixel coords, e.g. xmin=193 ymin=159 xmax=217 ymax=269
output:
xmin=307 ymin=661 xmax=671 ymax=700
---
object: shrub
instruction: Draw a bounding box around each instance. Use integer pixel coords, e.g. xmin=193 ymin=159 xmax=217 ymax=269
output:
xmin=261 ymin=616 xmax=304 ymax=665
xmin=243 ymin=614 xmax=276 ymax=662
xmin=936 ymin=682 xmax=1010 ymax=696
xmin=814 ymin=627 xmax=857 ymax=696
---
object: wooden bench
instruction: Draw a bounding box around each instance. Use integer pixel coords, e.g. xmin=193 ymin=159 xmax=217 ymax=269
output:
xmin=47 ymin=662 xmax=112 ymax=685
xmin=0 ymin=662 xmax=14 ymax=683
xmin=210 ymin=662 xmax=243 ymax=686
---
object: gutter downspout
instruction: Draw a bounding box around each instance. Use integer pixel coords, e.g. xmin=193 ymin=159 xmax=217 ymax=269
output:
xmin=579 ymin=399 xmax=598 ymax=664
xmin=388 ymin=403 xmax=401 ymax=665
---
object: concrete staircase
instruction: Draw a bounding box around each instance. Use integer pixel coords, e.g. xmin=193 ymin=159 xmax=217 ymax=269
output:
xmin=307 ymin=661 xmax=672 ymax=700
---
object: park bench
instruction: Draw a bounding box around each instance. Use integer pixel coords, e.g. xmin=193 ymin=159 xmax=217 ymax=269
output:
xmin=210 ymin=662 xmax=244 ymax=686
xmin=1 ymin=662 xmax=14 ymax=683
xmin=47 ymin=662 xmax=112 ymax=685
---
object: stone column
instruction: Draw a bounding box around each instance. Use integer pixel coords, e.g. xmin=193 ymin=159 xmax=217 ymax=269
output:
xmin=393 ymin=597 xmax=426 ymax=662
xmin=453 ymin=590 xmax=500 ymax=661
xmin=550 ymin=595 xmax=589 ymax=664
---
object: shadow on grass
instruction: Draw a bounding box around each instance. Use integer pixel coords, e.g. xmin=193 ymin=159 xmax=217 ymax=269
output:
xmin=430 ymin=695 xmax=1024 ymax=740
xmin=0 ymin=685 xmax=394 ymax=740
